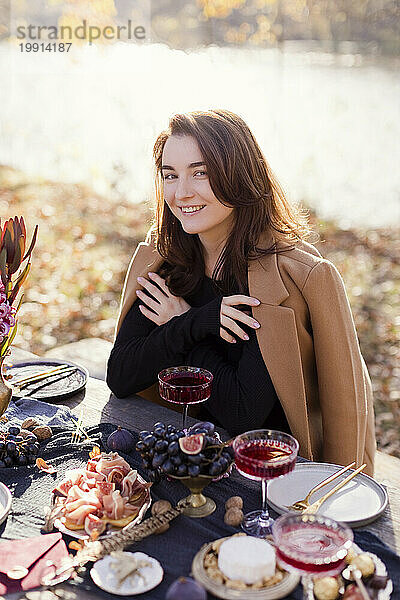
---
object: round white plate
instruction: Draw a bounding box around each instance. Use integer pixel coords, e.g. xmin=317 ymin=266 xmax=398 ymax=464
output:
xmin=90 ymin=552 xmax=163 ymax=595
xmin=0 ymin=482 xmax=12 ymax=526
xmin=268 ymin=462 xmax=388 ymax=527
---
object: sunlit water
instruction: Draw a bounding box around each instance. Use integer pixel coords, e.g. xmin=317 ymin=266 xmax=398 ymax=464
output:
xmin=0 ymin=42 xmax=399 ymax=227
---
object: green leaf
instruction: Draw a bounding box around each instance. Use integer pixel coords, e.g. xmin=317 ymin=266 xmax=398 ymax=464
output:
xmin=0 ymin=336 xmax=8 ymax=357
xmin=7 ymin=322 xmax=18 ymax=348
xmin=14 ymin=293 xmax=23 ymax=315
xmin=0 ymin=248 xmax=7 ymax=287
xmin=23 ymin=224 xmax=38 ymax=261
xmin=9 ymin=262 xmax=31 ymax=305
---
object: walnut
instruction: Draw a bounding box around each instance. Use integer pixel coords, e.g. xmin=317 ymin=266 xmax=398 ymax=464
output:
xmin=224 ymin=507 xmax=243 ymax=527
xmin=20 ymin=428 xmax=32 ymax=439
xmin=250 ymin=579 xmax=264 ymax=589
xmin=31 ymin=425 xmax=52 ymax=441
xmin=351 ymin=554 xmax=375 ymax=578
xmin=151 ymin=499 xmax=172 ymax=515
xmin=263 ymin=571 xmax=283 ymax=586
xmin=21 ymin=417 xmax=40 ymax=430
xmin=313 ymin=576 xmax=340 ymax=600
xmin=225 ymin=496 xmax=243 ymax=510
xmin=225 ymin=579 xmax=247 ymax=590
xmin=345 ymin=546 xmax=358 ymax=564
xmin=211 ymin=538 xmax=225 ymax=553
xmin=203 ymin=552 xmax=218 ymax=568
xmin=206 ymin=567 xmax=224 ymax=584
xmin=151 ymin=499 xmax=172 ymax=534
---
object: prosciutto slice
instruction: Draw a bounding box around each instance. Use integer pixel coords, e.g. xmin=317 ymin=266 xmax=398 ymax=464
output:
xmin=95 ymin=453 xmax=131 ymax=479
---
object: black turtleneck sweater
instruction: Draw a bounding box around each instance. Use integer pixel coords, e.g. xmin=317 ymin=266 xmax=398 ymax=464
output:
xmin=107 ymin=275 xmax=290 ymax=437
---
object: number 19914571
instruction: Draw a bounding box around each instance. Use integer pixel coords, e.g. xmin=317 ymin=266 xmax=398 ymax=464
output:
xmin=19 ymin=43 xmax=72 ymax=52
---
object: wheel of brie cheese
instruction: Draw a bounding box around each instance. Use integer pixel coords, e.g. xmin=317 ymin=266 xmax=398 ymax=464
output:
xmin=217 ymin=536 xmax=276 ymax=584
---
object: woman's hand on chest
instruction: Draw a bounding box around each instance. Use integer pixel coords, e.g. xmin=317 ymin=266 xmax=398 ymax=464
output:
xmin=220 ymin=295 xmax=261 ymax=344
xmin=136 ymin=272 xmax=191 ymax=325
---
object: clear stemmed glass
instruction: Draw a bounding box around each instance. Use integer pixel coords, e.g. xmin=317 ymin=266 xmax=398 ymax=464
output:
xmin=272 ymin=513 xmax=353 ymax=599
xmin=158 ymin=366 xmax=213 ymax=430
xmin=233 ymin=429 xmax=299 ymax=537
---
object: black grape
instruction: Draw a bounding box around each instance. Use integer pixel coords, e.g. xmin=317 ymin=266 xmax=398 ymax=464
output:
xmin=188 ymin=464 xmax=200 ymax=477
xmin=167 ymin=441 xmax=179 ymax=456
xmin=162 ymin=459 xmax=175 ymax=474
xmin=176 ymin=464 xmax=187 ymax=476
xmin=155 ymin=439 xmax=168 ymax=453
xmin=152 ymin=453 xmax=167 ymax=468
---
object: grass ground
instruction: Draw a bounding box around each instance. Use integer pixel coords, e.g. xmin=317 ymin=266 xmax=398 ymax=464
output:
xmin=1 ymin=165 xmax=399 ymax=457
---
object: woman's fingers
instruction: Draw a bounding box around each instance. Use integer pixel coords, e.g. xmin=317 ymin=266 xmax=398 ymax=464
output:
xmin=147 ymin=272 xmax=170 ymax=296
xmin=219 ymin=294 xmax=261 ymax=343
xmin=136 ymin=289 xmax=161 ymax=313
xmin=223 ymin=304 xmax=260 ymax=329
xmin=221 ymin=315 xmax=249 ymax=341
xmin=138 ymin=303 xmax=161 ymax=325
xmin=137 ymin=276 xmax=167 ymax=303
xmin=220 ymin=326 xmax=236 ymax=344
xmin=222 ymin=295 xmax=260 ymax=307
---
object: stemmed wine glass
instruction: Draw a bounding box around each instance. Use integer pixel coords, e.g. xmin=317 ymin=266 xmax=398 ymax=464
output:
xmin=272 ymin=513 xmax=353 ymax=599
xmin=233 ymin=429 xmax=299 ymax=537
xmin=158 ymin=366 xmax=213 ymax=430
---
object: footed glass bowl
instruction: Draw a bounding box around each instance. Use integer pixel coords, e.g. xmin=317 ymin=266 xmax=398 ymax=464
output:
xmin=169 ymin=469 xmax=231 ymax=518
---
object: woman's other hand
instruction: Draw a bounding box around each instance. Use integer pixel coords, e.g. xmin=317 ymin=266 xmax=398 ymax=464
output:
xmin=136 ymin=272 xmax=191 ymax=325
xmin=220 ymin=295 xmax=261 ymax=343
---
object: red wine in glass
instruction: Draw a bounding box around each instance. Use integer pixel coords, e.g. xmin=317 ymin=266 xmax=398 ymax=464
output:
xmin=235 ymin=439 xmax=297 ymax=480
xmin=272 ymin=513 xmax=353 ymax=598
xmin=233 ymin=430 xmax=299 ymax=537
xmin=158 ymin=366 xmax=213 ymax=429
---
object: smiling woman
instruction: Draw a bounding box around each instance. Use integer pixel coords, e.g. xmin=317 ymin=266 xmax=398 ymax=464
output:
xmin=106 ymin=109 xmax=376 ymax=476
xmin=160 ymin=136 xmax=234 ymax=269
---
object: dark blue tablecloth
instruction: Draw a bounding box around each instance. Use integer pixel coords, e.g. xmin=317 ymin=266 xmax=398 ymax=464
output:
xmin=0 ymin=424 xmax=398 ymax=599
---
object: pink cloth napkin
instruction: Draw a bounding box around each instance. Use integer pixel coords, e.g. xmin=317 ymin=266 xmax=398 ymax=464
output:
xmin=0 ymin=532 xmax=69 ymax=594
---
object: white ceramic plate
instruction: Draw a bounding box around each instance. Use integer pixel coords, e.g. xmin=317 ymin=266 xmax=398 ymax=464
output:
xmin=0 ymin=482 xmax=12 ymax=526
xmin=90 ymin=551 xmax=163 ymax=595
xmin=268 ymin=462 xmax=388 ymax=527
xmin=53 ymin=473 xmax=151 ymax=540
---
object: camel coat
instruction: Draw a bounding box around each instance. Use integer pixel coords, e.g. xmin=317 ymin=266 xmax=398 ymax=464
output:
xmin=114 ymin=229 xmax=376 ymax=475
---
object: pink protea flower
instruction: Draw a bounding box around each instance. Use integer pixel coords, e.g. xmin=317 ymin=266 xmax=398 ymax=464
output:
xmin=4 ymin=314 xmax=15 ymax=328
xmin=0 ymin=303 xmax=11 ymax=319
xmin=0 ymin=321 xmax=10 ymax=338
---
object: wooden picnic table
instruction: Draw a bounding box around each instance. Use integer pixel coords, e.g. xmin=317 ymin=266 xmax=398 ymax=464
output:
xmin=3 ymin=364 xmax=399 ymax=599
xmin=67 ymin=376 xmax=400 ymax=554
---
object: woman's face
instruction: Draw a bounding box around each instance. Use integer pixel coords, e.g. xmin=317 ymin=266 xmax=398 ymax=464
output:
xmin=161 ymin=135 xmax=234 ymax=240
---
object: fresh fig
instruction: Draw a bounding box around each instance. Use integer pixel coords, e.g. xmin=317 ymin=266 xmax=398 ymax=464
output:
xmin=189 ymin=421 xmax=215 ymax=434
xmin=166 ymin=576 xmax=206 ymax=600
xmin=107 ymin=426 xmax=135 ymax=452
xmin=178 ymin=433 xmax=204 ymax=455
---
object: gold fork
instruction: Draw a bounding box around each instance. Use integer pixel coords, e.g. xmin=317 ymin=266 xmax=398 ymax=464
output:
xmin=302 ymin=463 xmax=366 ymax=515
xmin=12 ymin=365 xmax=76 ymax=389
xmin=286 ymin=462 xmax=356 ymax=511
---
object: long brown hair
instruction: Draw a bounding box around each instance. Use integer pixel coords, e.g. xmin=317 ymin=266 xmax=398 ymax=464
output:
xmin=152 ymin=109 xmax=311 ymax=297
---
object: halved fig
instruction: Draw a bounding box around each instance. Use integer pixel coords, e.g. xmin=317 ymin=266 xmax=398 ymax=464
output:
xmin=178 ymin=433 xmax=204 ymax=455
xmin=84 ymin=513 xmax=106 ymax=537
